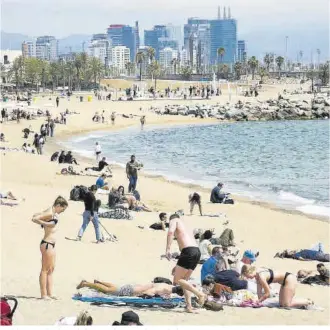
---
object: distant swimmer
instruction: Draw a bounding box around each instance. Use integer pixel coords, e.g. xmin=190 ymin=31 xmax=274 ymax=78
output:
xmin=32 ymin=196 xmax=68 ymax=299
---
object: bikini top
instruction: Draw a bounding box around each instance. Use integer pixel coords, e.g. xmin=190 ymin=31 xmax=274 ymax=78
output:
xmin=259 ymin=268 xmax=274 ymax=285
xmin=41 ymin=219 xmax=58 ymax=229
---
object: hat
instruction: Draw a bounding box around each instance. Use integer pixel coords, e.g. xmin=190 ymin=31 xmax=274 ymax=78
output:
xmin=121 ymin=311 xmax=142 ymax=325
xmin=243 ymin=250 xmax=257 ymax=262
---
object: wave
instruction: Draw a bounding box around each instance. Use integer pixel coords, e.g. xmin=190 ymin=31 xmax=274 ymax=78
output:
xmin=296 ymin=205 xmax=330 ymax=218
xmin=278 ymin=191 xmax=315 ymax=205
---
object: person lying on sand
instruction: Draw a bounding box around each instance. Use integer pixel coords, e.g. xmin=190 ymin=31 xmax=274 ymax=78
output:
xmin=297 ymin=263 xmax=330 ymax=286
xmin=274 ymin=249 xmax=329 ymax=262
xmin=85 ymin=157 xmax=112 ymax=174
xmin=76 ymin=279 xmax=207 ymax=312
xmin=150 ymin=212 xmax=169 ymax=230
xmin=241 ymin=265 xmax=314 ymax=308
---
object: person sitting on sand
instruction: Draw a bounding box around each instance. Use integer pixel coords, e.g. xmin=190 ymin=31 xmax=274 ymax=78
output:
xmin=32 ymin=196 xmax=68 ymax=299
xmin=51 ymin=151 xmax=59 ymax=162
xmin=0 ymin=133 xmax=6 ymax=142
xmin=55 ymin=311 xmax=93 ymax=326
xmin=199 ymin=230 xmax=214 ymax=262
xmin=297 ymin=263 xmax=330 ymax=286
xmin=275 ymin=249 xmax=329 ymax=262
xmin=116 ymin=186 xmax=151 ymax=212
xmin=149 ymin=212 xmax=168 ymax=230
xmin=189 ymin=193 xmax=202 ymax=216
xmin=58 ymin=151 xmax=66 ymax=164
xmin=201 ymin=247 xmax=229 ymax=282
xmin=210 ymin=183 xmax=227 ymax=203
xmin=76 ymin=279 xmax=207 ymax=311
xmin=112 ymin=311 xmax=142 ymax=326
xmin=85 ymin=157 xmax=112 ymax=174
xmin=235 ymin=250 xmax=259 ymax=273
xmin=64 ymin=151 xmax=78 ymax=165
xmin=96 ymin=173 xmax=109 ymax=190
xmin=241 ymin=265 xmax=313 ymax=308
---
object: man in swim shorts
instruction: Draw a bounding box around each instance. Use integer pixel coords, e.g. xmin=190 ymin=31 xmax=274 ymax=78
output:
xmin=165 ymin=214 xmax=201 ymax=313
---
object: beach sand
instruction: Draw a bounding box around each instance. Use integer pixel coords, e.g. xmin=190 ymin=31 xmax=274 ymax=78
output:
xmin=1 ymin=84 xmax=329 ymax=325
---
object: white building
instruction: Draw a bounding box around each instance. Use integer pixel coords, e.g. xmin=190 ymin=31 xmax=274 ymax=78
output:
xmin=22 ymin=40 xmax=36 ymax=58
xmin=111 ymin=46 xmax=130 ymax=74
xmin=159 ymin=47 xmax=178 ymax=74
xmin=180 ymin=48 xmax=189 ymax=66
xmin=35 ymin=36 xmax=58 ymax=61
xmin=88 ymin=39 xmax=111 ymax=66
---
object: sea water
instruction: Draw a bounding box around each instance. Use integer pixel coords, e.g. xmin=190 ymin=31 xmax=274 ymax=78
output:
xmin=64 ymin=120 xmax=330 ymax=219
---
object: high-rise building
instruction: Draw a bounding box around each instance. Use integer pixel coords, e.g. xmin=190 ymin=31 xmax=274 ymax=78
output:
xmin=135 ymin=21 xmax=140 ymax=53
xmin=35 ymin=36 xmax=58 ymax=61
xmin=144 ymin=25 xmax=168 ymax=60
xmin=210 ymin=7 xmax=237 ymax=65
xmin=166 ymin=24 xmax=182 ymax=49
xmin=159 ymin=47 xmax=178 ymax=74
xmin=136 ymin=46 xmax=149 ymax=76
xmin=237 ymin=40 xmax=247 ymax=63
xmin=111 ymin=46 xmax=130 ymax=73
xmin=107 ymin=25 xmax=136 ymax=62
xmin=88 ymin=34 xmax=111 ymax=67
xmin=22 ymin=40 xmax=36 ymax=58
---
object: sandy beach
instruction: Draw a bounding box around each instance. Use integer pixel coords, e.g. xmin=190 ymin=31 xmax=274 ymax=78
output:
xmin=1 ymin=83 xmax=329 ymax=325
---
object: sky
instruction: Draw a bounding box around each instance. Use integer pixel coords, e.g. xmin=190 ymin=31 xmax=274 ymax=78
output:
xmin=1 ymin=0 xmax=329 ymax=59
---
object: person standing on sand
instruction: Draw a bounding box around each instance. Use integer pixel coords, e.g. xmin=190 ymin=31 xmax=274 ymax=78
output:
xmin=126 ymin=155 xmax=139 ymax=193
xmin=111 ymin=112 xmax=116 ymax=125
xmin=95 ymin=142 xmax=102 ymax=161
xmin=56 ymin=96 xmax=59 ymax=107
xmin=77 ymin=185 xmax=104 ymax=243
xmin=140 ymin=116 xmax=146 ymax=129
xmin=32 ymin=196 xmax=68 ymax=299
xmin=165 ymin=214 xmax=201 ymax=313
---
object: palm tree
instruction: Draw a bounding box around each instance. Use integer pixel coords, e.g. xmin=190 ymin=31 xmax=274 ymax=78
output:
xmin=74 ymin=54 xmax=82 ymax=91
xmin=171 ymin=58 xmax=179 ymax=75
xmin=24 ymin=58 xmax=43 ymax=91
xmin=89 ymin=57 xmax=104 ymax=86
xmin=148 ymin=61 xmax=162 ymax=91
xmin=217 ymin=47 xmax=225 ymax=75
xmin=248 ymin=56 xmax=259 ymax=80
xmin=125 ymin=62 xmax=135 ymax=76
xmin=135 ymin=51 xmax=145 ymax=81
xmin=66 ymin=61 xmax=75 ymax=91
xmin=276 ymin=56 xmax=285 ymax=78
xmin=147 ymin=47 xmax=155 ymax=63
xmin=258 ymin=66 xmax=268 ymax=83
xmin=234 ymin=62 xmax=242 ymax=80
xmin=318 ymin=61 xmax=329 ymax=86
xmin=180 ymin=65 xmax=193 ymax=81
xmin=264 ymin=53 xmax=273 ymax=72
xmin=221 ymin=64 xmax=229 ymax=79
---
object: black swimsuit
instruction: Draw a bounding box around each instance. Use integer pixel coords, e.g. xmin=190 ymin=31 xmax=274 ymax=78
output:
xmin=40 ymin=219 xmax=58 ymax=249
xmin=260 ymin=269 xmax=292 ymax=287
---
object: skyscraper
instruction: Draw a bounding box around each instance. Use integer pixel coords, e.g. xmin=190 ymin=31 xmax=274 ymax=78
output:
xmin=210 ymin=8 xmax=237 ymax=65
xmin=107 ymin=25 xmax=136 ymax=62
xmin=35 ymin=36 xmax=58 ymax=61
xmin=237 ymin=40 xmax=247 ymax=63
xmin=166 ymin=24 xmax=182 ymax=50
xmin=22 ymin=40 xmax=36 ymax=58
xmin=135 ymin=21 xmax=140 ymax=54
xmin=144 ymin=25 xmax=168 ymax=60
xmin=88 ymin=34 xmax=111 ymax=67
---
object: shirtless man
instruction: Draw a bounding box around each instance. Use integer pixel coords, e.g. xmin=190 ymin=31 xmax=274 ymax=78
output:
xmin=165 ymin=214 xmax=201 ymax=312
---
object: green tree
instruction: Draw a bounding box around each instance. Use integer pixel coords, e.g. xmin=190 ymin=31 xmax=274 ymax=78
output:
xmin=135 ymin=51 xmax=145 ymax=81
xmin=148 ymin=61 xmax=162 ymax=90
xmin=258 ymin=66 xmax=268 ymax=83
xmin=66 ymin=61 xmax=75 ymax=91
xmin=276 ymin=56 xmax=285 ymax=78
xmin=220 ymin=64 xmax=229 ymax=79
xmin=180 ymin=65 xmax=193 ymax=81
xmin=74 ymin=54 xmax=83 ymax=90
xmin=217 ymin=47 xmax=225 ymax=76
xmin=264 ymin=53 xmax=273 ymax=72
xmin=88 ymin=57 xmax=104 ymax=85
xmin=248 ymin=56 xmax=259 ymax=80
xmin=171 ymin=58 xmax=179 ymax=75
xmin=125 ymin=62 xmax=135 ymax=76
xmin=147 ymin=47 xmax=155 ymax=63
xmin=48 ymin=62 xmax=60 ymax=91
xmin=318 ymin=61 xmax=329 ymax=86
xmin=8 ymin=55 xmax=25 ymax=93
xmin=234 ymin=62 xmax=242 ymax=80
xmin=24 ymin=58 xmax=43 ymax=91
xmin=39 ymin=60 xmax=49 ymax=91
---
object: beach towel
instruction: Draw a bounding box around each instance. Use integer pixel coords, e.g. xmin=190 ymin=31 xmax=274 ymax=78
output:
xmin=72 ymin=294 xmax=184 ymax=309
xmin=98 ymin=207 xmax=132 ymax=220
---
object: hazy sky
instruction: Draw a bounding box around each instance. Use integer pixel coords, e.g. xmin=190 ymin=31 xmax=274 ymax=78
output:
xmin=1 ymin=0 xmax=329 ymax=58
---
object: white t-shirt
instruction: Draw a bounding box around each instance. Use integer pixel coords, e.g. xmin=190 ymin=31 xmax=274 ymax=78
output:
xmin=95 ymin=145 xmax=101 ymax=153
xmin=199 ymin=239 xmax=211 ymax=260
xmin=54 ymin=316 xmax=77 ymax=326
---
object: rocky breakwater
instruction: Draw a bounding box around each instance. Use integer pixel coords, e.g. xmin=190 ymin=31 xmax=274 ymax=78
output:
xmin=151 ymin=97 xmax=329 ymax=121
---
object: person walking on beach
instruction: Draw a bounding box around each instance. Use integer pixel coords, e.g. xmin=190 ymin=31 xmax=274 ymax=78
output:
xmin=77 ymin=185 xmax=104 ymax=243
xmin=111 ymin=112 xmax=116 ymax=125
xmin=126 ymin=155 xmax=139 ymax=193
xmin=50 ymin=119 xmax=55 ymax=137
xmin=165 ymin=214 xmax=201 ymax=313
xmin=95 ymin=142 xmax=102 ymax=161
xmin=32 ymin=196 xmax=68 ymax=299
xmin=140 ymin=116 xmax=146 ymax=129
xmin=56 ymin=96 xmax=60 ymax=107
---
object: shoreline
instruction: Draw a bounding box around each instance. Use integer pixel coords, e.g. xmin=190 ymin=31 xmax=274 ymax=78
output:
xmin=54 ymin=120 xmax=329 ymax=223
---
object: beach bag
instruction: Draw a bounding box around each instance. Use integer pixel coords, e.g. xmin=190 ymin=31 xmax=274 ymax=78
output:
xmin=223 ymin=198 xmax=234 ymax=204
xmin=70 ymin=186 xmax=81 ymax=201
xmin=149 ymin=223 xmax=162 ymax=230
xmin=1 ymin=297 xmax=18 ymax=326
xmin=153 ymin=277 xmax=172 ymax=285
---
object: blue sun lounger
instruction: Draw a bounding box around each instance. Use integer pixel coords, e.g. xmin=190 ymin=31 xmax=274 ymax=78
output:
xmin=72 ymin=294 xmax=185 ymax=309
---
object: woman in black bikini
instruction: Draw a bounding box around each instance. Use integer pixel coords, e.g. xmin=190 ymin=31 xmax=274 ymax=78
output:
xmin=32 ymin=196 xmax=68 ymax=299
xmin=241 ymin=265 xmax=313 ymax=308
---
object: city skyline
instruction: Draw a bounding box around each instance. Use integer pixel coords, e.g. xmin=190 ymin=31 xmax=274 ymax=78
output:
xmin=1 ymin=0 xmax=329 ymax=60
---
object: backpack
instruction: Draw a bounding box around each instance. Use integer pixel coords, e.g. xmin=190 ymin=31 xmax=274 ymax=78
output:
xmin=78 ymin=186 xmax=88 ymax=200
xmin=1 ymin=297 xmax=18 ymax=326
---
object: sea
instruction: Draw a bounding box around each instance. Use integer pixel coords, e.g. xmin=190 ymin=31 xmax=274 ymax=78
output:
xmin=62 ymin=120 xmax=330 ymax=219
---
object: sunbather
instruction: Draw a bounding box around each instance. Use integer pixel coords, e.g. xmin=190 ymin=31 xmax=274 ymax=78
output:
xmin=241 ymin=265 xmax=313 ymax=308
xmin=275 ymin=249 xmax=329 ymax=262
xmin=297 ymin=263 xmax=329 ymax=286
xmin=76 ymin=279 xmax=207 ymax=312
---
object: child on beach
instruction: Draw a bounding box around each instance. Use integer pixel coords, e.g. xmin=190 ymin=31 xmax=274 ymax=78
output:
xmin=32 ymin=196 xmax=68 ymax=299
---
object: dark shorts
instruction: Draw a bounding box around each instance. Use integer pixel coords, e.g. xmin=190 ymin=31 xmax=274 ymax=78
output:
xmin=96 ymin=151 xmax=101 ymax=155
xmin=177 ymin=247 xmax=201 ymax=270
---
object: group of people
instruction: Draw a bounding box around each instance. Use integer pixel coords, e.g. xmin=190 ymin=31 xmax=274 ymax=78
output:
xmin=51 ymin=150 xmax=78 ymax=165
